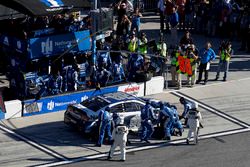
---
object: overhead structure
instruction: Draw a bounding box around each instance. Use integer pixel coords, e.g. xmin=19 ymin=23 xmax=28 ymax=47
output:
xmin=0 ymin=0 xmax=91 ymax=16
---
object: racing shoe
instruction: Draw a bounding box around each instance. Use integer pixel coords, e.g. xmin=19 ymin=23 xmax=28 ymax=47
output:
xmin=95 ymin=143 xmax=101 ymax=147
xmin=195 ymin=137 xmax=199 ymax=145
xmin=107 ymin=156 xmax=112 ymax=160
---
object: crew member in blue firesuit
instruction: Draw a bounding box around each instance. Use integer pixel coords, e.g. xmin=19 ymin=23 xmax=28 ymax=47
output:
xmin=158 ymin=102 xmax=173 ymax=141
xmin=112 ymin=61 xmax=125 ymax=82
xmin=48 ymin=70 xmax=63 ymax=95
xmin=140 ymin=100 xmax=157 ymax=143
xmin=97 ymin=42 xmax=112 ymax=71
xmin=170 ymin=105 xmax=183 ymax=136
xmin=127 ymin=53 xmax=144 ymax=81
xmin=96 ymin=107 xmax=112 ymax=147
xmin=179 ymin=97 xmax=196 ymax=126
xmin=158 ymin=102 xmax=183 ymax=141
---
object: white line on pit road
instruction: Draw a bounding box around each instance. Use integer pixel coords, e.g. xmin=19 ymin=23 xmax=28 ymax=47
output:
xmin=36 ymin=128 xmax=250 ymax=167
xmin=172 ymin=91 xmax=250 ymax=128
xmin=0 ymin=124 xmax=68 ymax=161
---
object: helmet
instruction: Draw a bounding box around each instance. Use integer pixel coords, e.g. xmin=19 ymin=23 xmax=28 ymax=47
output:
xmin=170 ymin=105 xmax=177 ymax=110
xmin=193 ymin=102 xmax=198 ymax=110
xmin=179 ymin=97 xmax=185 ymax=103
xmin=163 ymin=102 xmax=170 ymax=107
xmin=145 ymin=99 xmax=151 ymax=105
xmin=105 ymin=106 xmax=110 ymax=112
xmin=158 ymin=101 xmax=164 ymax=108
xmin=116 ymin=115 xmax=125 ymax=125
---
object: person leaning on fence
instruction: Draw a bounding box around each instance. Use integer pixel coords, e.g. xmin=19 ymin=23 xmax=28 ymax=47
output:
xmin=215 ymin=41 xmax=233 ymax=82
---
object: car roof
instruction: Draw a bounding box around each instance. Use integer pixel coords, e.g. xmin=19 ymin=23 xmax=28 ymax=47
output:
xmin=97 ymin=91 xmax=144 ymax=104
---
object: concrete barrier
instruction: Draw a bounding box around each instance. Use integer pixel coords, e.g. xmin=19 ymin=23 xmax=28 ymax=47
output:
xmin=4 ymin=100 xmax=22 ymax=119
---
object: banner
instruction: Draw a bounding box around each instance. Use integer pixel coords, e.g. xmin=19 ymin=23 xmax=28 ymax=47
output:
xmin=176 ymin=54 xmax=195 ymax=76
xmin=0 ymin=34 xmax=27 ymax=53
xmin=23 ymin=86 xmax=119 ymax=116
xmin=28 ymin=30 xmax=91 ymax=59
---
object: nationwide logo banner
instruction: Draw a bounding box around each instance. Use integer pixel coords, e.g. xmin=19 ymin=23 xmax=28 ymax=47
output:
xmin=28 ymin=30 xmax=91 ymax=59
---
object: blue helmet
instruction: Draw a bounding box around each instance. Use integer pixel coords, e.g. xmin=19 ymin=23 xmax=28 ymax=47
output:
xmin=170 ymin=105 xmax=177 ymax=110
xmin=158 ymin=101 xmax=164 ymax=108
xmin=105 ymin=106 xmax=110 ymax=112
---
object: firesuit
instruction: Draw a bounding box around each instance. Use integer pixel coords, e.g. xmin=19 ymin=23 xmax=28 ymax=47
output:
xmin=97 ymin=46 xmax=112 ymax=70
xmin=140 ymin=100 xmax=156 ymax=143
xmin=108 ymin=116 xmax=129 ymax=161
xmin=97 ymin=107 xmax=112 ymax=147
xmin=159 ymin=102 xmax=183 ymax=140
xmin=127 ymin=53 xmax=144 ymax=81
xmin=186 ymin=105 xmax=202 ymax=145
xmin=179 ymin=97 xmax=196 ymax=125
xmin=171 ymin=105 xmax=183 ymax=136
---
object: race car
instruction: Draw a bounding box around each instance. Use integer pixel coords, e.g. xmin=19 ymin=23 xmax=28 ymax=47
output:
xmin=64 ymin=91 xmax=149 ymax=139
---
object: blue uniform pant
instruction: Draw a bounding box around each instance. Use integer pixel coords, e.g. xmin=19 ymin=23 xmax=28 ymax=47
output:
xmin=141 ymin=121 xmax=154 ymax=140
xmin=173 ymin=120 xmax=183 ymax=135
xmin=98 ymin=121 xmax=112 ymax=145
xmin=164 ymin=121 xmax=173 ymax=137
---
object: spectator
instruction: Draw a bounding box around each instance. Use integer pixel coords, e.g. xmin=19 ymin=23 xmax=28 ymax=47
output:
xmin=130 ymin=7 xmax=142 ymax=35
xmin=138 ymin=32 xmax=148 ymax=54
xmin=127 ymin=31 xmax=138 ymax=52
xmin=179 ymin=30 xmax=194 ymax=46
xmin=176 ymin=0 xmax=186 ymax=30
xmin=196 ymin=42 xmax=216 ymax=85
xmin=158 ymin=0 xmax=166 ymax=32
xmin=169 ymin=6 xmax=179 ymax=48
xmin=215 ymin=41 xmax=233 ymax=81
xmin=186 ymin=44 xmax=198 ymax=87
xmin=184 ymin=0 xmax=195 ymax=30
xmin=165 ymin=0 xmax=175 ymax=33
xmin=116 ymin=15 xmax=131 ymax=41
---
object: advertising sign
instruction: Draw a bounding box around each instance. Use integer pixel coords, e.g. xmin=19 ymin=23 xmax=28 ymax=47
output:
xmin=23 ymin=86 xmax=118 ymax=116
xmin=28 ymin=30 xmax=91 ymax=59
xmin=0 ymin=34 xmax=27 ymax=53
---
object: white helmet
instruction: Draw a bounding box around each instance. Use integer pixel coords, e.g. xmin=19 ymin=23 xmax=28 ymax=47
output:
xmin=117 ymin=115 xmax=125 ymax=125
xmin=193 ymin=102 xmax=198 ymax=110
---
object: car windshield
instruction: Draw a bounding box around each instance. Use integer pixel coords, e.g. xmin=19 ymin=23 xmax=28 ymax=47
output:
xmin=80 ymin=97 xmax=110 ymax=112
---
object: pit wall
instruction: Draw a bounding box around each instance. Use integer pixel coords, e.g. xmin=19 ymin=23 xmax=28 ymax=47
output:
xmin=1 ymin=76 xmax=164 ymax=120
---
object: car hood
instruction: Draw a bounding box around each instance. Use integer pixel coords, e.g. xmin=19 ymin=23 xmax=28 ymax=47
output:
xmin=71 ymin=103 xmax=99 ymax=120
